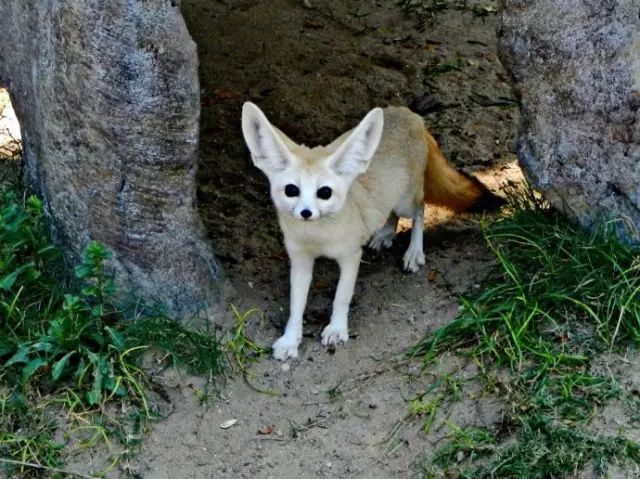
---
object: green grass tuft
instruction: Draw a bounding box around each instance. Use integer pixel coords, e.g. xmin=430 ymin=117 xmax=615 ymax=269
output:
xmin=412 ymin=191 xmax=640 ymax=478
xmin=225 ymin=305 xmax=270 ymax=374
xmin=126 ymin=315 xmax=226 ymax=379
xmin=432 ymin=424 xmax=496 ymax=467
xmin=412 ymin=191 xmax=640 ymax=367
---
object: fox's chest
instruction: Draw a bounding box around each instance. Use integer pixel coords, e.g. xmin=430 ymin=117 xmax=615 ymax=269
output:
xmin=278 ymin=214 xmax=369 ymax=260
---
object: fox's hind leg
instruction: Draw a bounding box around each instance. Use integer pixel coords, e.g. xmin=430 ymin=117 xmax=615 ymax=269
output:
xmin=368 ymin=213 xmax=399 ymax=251
xmin=403 ymin=201 xmax=426 ymax=273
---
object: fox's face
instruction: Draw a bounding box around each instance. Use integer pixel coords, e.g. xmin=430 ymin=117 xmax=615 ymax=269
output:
xmin=264 ymin=161 xmax=352 ymax=221
xmin=241 ymin=102 xmax=384 ymax=221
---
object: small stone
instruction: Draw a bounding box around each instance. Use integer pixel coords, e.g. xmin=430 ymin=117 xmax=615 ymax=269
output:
xmin=220 ymin=419 xmax=237 ymax=429
xmin=257 ymin=425 xmax=274 ymax=435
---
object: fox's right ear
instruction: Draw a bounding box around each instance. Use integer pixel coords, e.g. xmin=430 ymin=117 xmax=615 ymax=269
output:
xmin=328 ymin=107 xmax=384 ymax=177
xmin=241 ymin=102 xmax=294 ymax=173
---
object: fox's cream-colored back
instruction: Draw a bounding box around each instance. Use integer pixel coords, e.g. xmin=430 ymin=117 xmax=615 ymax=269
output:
xmin=348 ymin=107 xmax=428 ymax=222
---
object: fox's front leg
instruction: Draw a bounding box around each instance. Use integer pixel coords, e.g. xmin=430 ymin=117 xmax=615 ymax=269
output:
xmin=273 ymin=252 xmax=314 ymax=360
xmin=321 ymin=249 xmax=362 ymax=347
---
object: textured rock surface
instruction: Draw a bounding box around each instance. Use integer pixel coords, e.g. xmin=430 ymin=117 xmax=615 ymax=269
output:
xmin=499 ymin=0 xmax=640 ymax=242
xmin=0 ymin=0 xmax=225 ymax=314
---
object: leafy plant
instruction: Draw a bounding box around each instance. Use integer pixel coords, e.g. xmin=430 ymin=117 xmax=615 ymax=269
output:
xmin=2 ymin=240 xmax=143 ymax=406
xmin=0 ymin=192 xmax=227 ymax=476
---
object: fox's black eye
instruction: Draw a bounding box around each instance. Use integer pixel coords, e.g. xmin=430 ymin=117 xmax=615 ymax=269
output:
xmin=285 ymin=184 xmax=300 ymax=197
xmin=317 ymin=186 xmax=332 ymax=200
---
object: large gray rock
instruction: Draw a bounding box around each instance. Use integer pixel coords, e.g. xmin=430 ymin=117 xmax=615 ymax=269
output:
xmin=498 ymin=0 xmax=640 ymax=242
xmin=0 ymin=0 xmax=225 ymax=315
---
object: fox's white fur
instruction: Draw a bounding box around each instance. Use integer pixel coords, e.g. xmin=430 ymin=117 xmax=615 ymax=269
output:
xmin=241 ymin=102 xmax=495 ymax=360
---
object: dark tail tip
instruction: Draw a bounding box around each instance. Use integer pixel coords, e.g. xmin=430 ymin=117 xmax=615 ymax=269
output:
xmin=464 ymin=173 xmax=506 ymax=213
xmin=467 ymin=189 xmax=506 ymax=213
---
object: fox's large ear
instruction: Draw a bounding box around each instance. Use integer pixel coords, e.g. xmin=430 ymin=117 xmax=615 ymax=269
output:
xmin=242 ymin=102 xmax=294 ymax=173
xmin=328 ymin=108 xmax=384 ymax=176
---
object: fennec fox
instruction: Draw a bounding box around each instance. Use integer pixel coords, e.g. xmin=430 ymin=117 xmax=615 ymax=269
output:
xmin=241 ymin=103 xmax=499 ymax=360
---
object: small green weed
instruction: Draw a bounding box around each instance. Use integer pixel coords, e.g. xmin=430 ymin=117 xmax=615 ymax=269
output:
xmin=126 ymin=315 xmax=226 ymax=379
xmin=424 ymin=58 xmax=463 ymax=78
xmin=326 ymin=381 xmax=343 ymax=401
xmin=410 ymin=395 xmax=442 ymax=433
xmin=432 ymin=423 xmax=495 ymax=467
xmin=226 ymin=305 xmax=269 ymax=374
xmin=412 ymin=190 xmax=640 ymax=477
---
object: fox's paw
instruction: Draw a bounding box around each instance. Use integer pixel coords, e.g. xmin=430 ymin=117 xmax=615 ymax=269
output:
xmin=368 ymin=232 xmax=394 ymax=252
xmin=272 ymin=335 xmax=300 ymax=361
xmin=321 ymin=323 xmax=349 ymax=347
xmin=403 ymin=247 xmax=426 ymax=273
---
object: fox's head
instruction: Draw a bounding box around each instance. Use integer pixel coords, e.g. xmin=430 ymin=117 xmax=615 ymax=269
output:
xmin=241 ymin=102 xmax=384 ymax=222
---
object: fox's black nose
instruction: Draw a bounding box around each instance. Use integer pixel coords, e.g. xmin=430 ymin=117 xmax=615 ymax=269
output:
xmin=300 ymin=209 xmax=312 ymax=219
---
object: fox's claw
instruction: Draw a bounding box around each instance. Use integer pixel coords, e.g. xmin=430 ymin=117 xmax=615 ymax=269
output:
xmin=403 ymin=247 xmax=426 ymax=273
xmin=321 ymin=324 xmax=349 ymax=347
xmin=272 ymin=335 xmax=300 ymax=361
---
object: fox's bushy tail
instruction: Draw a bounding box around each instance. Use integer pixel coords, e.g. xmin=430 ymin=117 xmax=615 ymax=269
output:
xmin=422 ymin=132 xmax=503 ymax=212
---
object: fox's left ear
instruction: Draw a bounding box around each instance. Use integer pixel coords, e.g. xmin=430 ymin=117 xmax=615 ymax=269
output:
xmin=328 ymin=108 xmax=384 ymax=176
